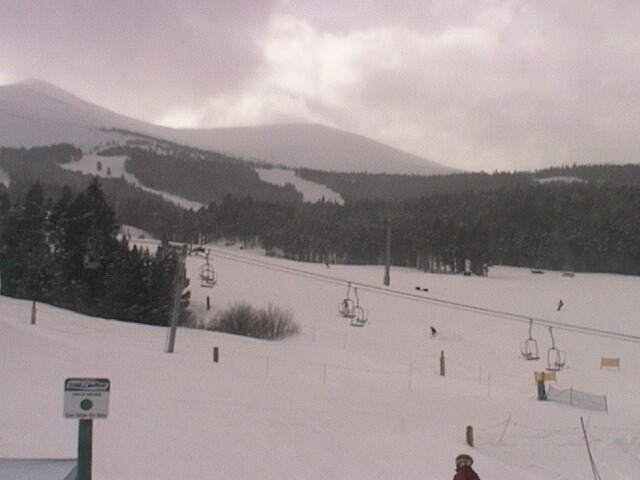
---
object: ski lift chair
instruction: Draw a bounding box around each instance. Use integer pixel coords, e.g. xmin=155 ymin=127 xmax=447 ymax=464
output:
xmin=200 ymin=263 xmax=217 ymax=288
xmin=546 ymin=327 xmax=567 ymax=371
xmin=83 ymin=238 xmax=100 ymax=269
xmin=340 ymin=298 xmax=356 ymax=318
xmin=83 ymin=252 xmax=100 ymax=270
xmin=520 ymin=319 xmax=540 ymax=360
xmin=350 ymin=305 xmax=368 ymax=327
xmin=349 ymin=287 xmax=368 ymax=327
xmin=339 ymin=282 xmax=356 ymax=318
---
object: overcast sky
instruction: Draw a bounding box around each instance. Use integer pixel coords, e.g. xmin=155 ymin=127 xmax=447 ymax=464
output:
xmin=1 ymin=1 xmax=639 ymax=172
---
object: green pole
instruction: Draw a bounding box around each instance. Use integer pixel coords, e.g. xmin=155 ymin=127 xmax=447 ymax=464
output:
xmin=77 ymin=419 xmax=93 ymax=480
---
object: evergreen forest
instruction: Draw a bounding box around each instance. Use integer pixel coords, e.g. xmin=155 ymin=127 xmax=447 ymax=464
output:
xmin=0 ymin=178 xmax=188 ymax=325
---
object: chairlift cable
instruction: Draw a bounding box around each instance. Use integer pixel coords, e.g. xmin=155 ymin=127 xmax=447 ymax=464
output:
xmin=204 ymin=246 xmax=640 ymax=344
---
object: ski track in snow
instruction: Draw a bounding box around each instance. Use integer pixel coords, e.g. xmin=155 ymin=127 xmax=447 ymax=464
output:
xmin=58 ymin=156 xmax=341 ymax=209
xmin=59 ymin=154 xmax=204 ymax=210
xmin=255 ymin=168 xmax=343 ymax=204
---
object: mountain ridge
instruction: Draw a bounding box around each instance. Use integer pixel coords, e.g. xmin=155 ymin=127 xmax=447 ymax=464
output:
xmin=0 ymin=80 xmax=457 ymax=175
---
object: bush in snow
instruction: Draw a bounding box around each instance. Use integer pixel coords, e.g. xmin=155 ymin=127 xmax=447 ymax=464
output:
xmin=212 ymin=302 xmax=299 ymax=340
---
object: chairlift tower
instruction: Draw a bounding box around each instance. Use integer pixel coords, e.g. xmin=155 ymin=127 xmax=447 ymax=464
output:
xmin=383 ymin=216 xmax=391 ymax=286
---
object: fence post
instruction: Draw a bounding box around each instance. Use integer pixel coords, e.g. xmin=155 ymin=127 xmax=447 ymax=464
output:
xmin=466 ymin=425 xmax=474 ymax=447
xmin=212 ymin=347 xmax=219 ymax=363
xmin=206 ymin=296 xmax=210 ymax=311
xmin=31 ymin=300 xmax=37 ymax=325
xmin=440 ymin=351 xmax=445 ymax=376
xmin=537 ymin=373 xmax=547 ymax=400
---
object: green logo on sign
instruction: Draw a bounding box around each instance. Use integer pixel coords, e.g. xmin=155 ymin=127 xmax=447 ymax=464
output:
xmin=80 ymin=399 xmax=93 ymax=411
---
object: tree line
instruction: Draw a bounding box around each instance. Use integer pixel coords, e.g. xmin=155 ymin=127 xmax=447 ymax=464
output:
xmin=146 ymin=182 xmax=640 ymax=276
xmin=4 ymin=145 xmax=640 ymax=278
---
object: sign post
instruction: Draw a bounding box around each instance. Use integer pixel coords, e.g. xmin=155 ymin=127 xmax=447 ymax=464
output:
xmin=77 ymin=418 xmax=93 ymax=480
xmin=64 ymin=378 xmax=110 ymax=480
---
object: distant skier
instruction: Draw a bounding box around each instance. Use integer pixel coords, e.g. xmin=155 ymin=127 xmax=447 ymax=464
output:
xmin=430 ymin=326 xmax=437 ymax=338
xmin=557 ymin=299 xmax=564 ymax=311
xmin=452 ymin=454 xmax=480 ymax=480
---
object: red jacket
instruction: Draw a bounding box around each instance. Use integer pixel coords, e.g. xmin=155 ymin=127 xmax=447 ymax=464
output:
xmin=453 ymin=465 xmax=480 ymax=480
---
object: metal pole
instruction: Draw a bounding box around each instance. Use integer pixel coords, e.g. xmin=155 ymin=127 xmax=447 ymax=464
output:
xmin=166 ymin=245 xmax=188 ymax=353
xmin=383 ymin=217 xmax=391 ymax=286
xmin=77 ymin=419 xmax=93 ymax=480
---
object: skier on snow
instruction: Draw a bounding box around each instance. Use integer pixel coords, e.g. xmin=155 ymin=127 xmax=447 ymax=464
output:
xmin=453 ymin=453 xmax=480 ymax=480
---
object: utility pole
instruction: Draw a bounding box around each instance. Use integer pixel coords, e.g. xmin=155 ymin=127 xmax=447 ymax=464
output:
xmin=165 ymin=245 xmax=188 ymax=353
xmin=383 ymin=215 xmax=391 ymax=286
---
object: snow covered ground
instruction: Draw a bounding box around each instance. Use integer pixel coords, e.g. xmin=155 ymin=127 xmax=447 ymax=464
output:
xmin=2 ymin=244 xmax=640 ymax=479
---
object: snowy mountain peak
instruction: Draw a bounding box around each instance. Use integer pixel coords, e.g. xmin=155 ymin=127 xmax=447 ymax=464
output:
xmin=0 ymin=79 xmax=458 ymax=175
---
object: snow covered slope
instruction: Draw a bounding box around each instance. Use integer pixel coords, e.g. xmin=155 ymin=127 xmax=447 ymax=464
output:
xmin=59 ymin=154 xmax=204 ymax=210
xmin=0 ymin=80 xmax=456 ymax=175
xmin=1 ymin=244 xmax=639 ymax=479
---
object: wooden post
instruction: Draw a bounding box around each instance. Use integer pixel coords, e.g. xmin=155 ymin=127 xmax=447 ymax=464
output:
xmin=537 ymin=373 xmax=547 ymax=400
xmin=440 ymin=351 xmax=445 ymax=376
xmin=206 ymin=295 xmax=210 ymax=311
xmin=31 ymin=300 xmax=36 ymax=325
xmin=212 ymin=347 xmax=219 ymax=363
xmin=466 ymin=425 xmax=474 ymax=447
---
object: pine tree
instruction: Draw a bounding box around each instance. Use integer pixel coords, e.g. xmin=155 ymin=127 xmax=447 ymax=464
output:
xmin=0 ymin=182 xmax=52 ymax=300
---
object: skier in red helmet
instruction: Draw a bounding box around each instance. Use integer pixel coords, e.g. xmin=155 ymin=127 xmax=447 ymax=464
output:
xmin=453 ymin=454 xmax=480 ymax=480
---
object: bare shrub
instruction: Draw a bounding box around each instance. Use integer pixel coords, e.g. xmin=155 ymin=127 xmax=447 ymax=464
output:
xmin=212 ymin=302 xmax=299 ymax=340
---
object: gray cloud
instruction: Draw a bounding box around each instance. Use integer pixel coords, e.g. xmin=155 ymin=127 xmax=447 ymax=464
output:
xmin=1 ymin=1 xmax=640 ymax=171
xmin=287 ymin=1 xmax=640 ymax=170
xmin=0 ymin=1 xmax=276 ymax=119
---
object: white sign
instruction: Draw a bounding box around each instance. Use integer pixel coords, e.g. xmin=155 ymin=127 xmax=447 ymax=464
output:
xmin=64 ymin=378 xmax=110 ymax=419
